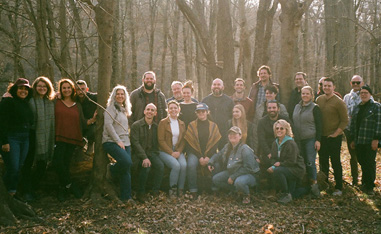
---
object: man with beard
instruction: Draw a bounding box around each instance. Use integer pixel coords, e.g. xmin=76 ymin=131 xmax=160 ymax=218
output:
xmin=287 ymin=72 xmax=307 ymax=119
xmin=166 ymin=81 xmax=198 ymax=103
xmin=130 ymin=71 xmax=167 ymax=125
xmin=202 ymin=78 xmax=234 ymax=149
xmin=76 ymin=80 xmax=97 ymax=155
xmin=257 ymin=101 xmax=291 ymax=192
xmin=230 ymin=78 xmax=254 ymax=120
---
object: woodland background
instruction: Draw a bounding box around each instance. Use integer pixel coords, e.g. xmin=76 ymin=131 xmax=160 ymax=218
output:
xmin=0 ymin=0 xmax=380 ymax=104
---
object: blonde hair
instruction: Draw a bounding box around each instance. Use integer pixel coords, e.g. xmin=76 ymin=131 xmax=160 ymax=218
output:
xmin=273 ymin=119 xmax=293 ymax=138
xmin=232 ymin=104 xmax=248 ymax=143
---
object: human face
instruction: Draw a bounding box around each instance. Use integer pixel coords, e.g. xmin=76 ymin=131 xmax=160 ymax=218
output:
xmin=61 ymin=82 xmax=73 ymax=98
xmin=172 ymin=84 xmax=183 ymax=100
xmin=350 ymin=76 xmax=363 ymax=92
xmin=360 ymin=89 xmax=371 ymax=103
xmin=36 ymin=81 xmax=48 ymax=97
xmin=323 ymin=81 xmax=335 ymax=96
xmin=211 ymin=79 xmax=224 ymax=96
xmin=232 ymin=107 xmax=242 ymax=120
xmin=168 ymin=103 xmax=180 ymax=119
xmin=196 ymin=110 xmax=208 ymax=121
xmin=182 ymin=87 xmax=192 ymax=102
xmin=301 ymin=88 xmax=312 ymax=104
xmin=115 ymin=89 xmax=126 ymax=105
xmin=76 ymin=84 xmax=88 ymax=98
xmin=265 ymin=90 xmax=277 ymax=101
xmin=16 ymin=86 xmax=29 ymax=99
xmin=144 ymin=104 xmax=157 ymax=120
xmin=258 ymin=69 xmax=270 ymax=83
xmin=234 ymin=81 xmax=245 ymax=94
xmin=143 ymin=73 xmax=156 ymax=90
xmin=295 ymin=74 xmax=306 ymax=89
xmin=275 ymin=124 xmax=286 ymax=139
xmin=228 ymin=132 xmax=242 ymax=146
xmin=267 ymin=103 xmax=279 ymax=119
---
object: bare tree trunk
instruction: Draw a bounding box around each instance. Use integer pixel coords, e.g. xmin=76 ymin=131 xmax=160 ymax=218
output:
xmin=182 ymin=15 xmax=193 ymax=81
xmin=111 ymin=0 xmax=121 ymax=87
xmin=278 ymin=0 xmax=313 ymax=106
xmin=121 ymin=1 xmax=128 ymax=89
xmin=170 ymin=3 xmax=180 ymax=82
xmin=69 ymin=0 xmax=91 ymax=86
xmin=58 ymin=0 xmax=74 ymax=78
xmin=217 ymin=0 xmax=235 ymax=94
xmin=159 ymin=1 xmax=169 ymax=90
xmin=148 ymin=0 xmax=158 ymax=70
xmin=87 ymin=0 xmax=119 ymax=203
xmin=127 ymin=0 xmax=138 ymax=89
xmin=251 ymin=0 xmax=278 ymax=81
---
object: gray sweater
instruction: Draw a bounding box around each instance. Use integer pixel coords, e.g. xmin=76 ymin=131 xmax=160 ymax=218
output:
xmin=102 ymin=104 xmax=131 ymax=146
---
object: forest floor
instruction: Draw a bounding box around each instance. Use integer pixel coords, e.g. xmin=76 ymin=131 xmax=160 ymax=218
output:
xmin=1 ymin=143 xmax=381 ymax=234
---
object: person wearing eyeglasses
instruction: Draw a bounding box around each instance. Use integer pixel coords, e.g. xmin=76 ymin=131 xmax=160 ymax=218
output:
xmin=343 ymin=75 xmax=364 ymax=186
xmin=266 ymin=120 xmax=305 ymax=204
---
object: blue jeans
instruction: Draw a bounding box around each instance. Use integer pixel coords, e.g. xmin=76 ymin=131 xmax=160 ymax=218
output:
xmin=212 ymin=170 xmax=256 ymax=195
xmin=137 ymin=153 xmax=164 ymax=194
xmin=103 ymin=142 xmax=132 ymax=201
xmin=187 ymin=153 xmax=200 ymax=192
xmin=159 ymin=151 xmax=187 ymax=189
xmin=2 ymin=132 xmax=29 ymax=193
xmin=273 ymin=166 xmax=298 ymax=194
xmin=299 ymin=138 xmax=317 ymax=181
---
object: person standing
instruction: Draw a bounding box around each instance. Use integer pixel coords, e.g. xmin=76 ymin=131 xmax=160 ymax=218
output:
xmin=316 ymin=78 xmax=348 ymax=196
xmin=179 ymin=81 xmax=198 ymax=128
xmin=130 ymin=71 xmax=167 ymax=125
xmin=292 ymin=86 xmax=322 ymax=197
xmin=103 ymin=85 xmax=134 ymax=202
xmin=54 ymin=78 xmax=86 ymax=201
xmin=343 ymin=75 xmax=364 ymax=186
xmin=0 ymin=78 xmax=34 ymax=196
xmin=202 ymin=78 xmax=234 ymax=149
xmin=288 ymin=72 xmax=307 ymax=118
xmin=230 ymin=78 xmax=254 ymax=120
xmin=349 ymin=85 xmax=380 ymax=195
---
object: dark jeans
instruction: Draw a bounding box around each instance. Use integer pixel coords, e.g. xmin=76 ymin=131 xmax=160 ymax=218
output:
xmin=273 ymin=166 xmax=298 ymax=194
xmin=103 ymin=142 xmax=132 ymax=200
xmin=356 ymin=144 xmax=377 ymax=190
xmin=53 ymin=141 xmax=76 ymax=187
xmin=2 ymin=132 xmax=29 ymax=193
xmin=319 ymin=135 xmax=343 ymax=190
xmin=344 ymin=129 xmax=359 ymax=184
xmin=137 ymin=153 xmax=164 ymax=194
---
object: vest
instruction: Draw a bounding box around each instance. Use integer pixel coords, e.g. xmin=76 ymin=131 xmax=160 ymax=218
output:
xmin=293 ymin=101 xmax=317 ymax=140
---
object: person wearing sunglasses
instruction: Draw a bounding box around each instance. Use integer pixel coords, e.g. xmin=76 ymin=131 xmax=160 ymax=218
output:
xmin=266 ymin=120 xmax=305 ymax=204
xmin=343 ymin=75 xmax=364 ymax=186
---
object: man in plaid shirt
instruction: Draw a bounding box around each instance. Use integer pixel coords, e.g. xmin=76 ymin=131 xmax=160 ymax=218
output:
xmin=349 ymin=85 xmax=381 ymax=196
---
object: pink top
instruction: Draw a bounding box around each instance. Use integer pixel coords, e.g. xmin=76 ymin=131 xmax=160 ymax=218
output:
xmin=55 ymin=100 xmax=83 ymax=146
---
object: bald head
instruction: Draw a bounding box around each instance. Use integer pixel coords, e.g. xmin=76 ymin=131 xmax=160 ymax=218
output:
xmin=211 ymin=78 xmax=224 ymax=96
xmin=350 ymin=75 xmax=364 ymax=92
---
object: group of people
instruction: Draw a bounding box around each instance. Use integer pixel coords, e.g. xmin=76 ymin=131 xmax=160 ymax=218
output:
xmin=1 ymin=66 xmax=379 ymax=205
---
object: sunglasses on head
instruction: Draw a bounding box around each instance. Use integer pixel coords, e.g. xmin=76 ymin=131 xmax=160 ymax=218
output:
xmin=352 ymin=81 xmax=361 ymax=85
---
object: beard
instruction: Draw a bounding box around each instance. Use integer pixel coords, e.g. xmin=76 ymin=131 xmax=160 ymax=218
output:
xmin=144 ymin=82 xmax=155 ymax=90
xmin=212 ymin=88 xmax=222 ymax=96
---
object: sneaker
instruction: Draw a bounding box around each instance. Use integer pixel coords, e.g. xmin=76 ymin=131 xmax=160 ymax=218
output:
xmin=125 ymin=198 xmax=136 ymax=206
xmin=277 ymin=193 xmax=292 ymax=204
xmin=332 ymin=189 xmax=342 ymax=196
xmin=311 ymin=184 xmax=320 ymax=198
xmin=242 ymin=195 xmax=250 ymax=204
xmin=169 ymin=187 xmax=177 ymax=198
xmin=178 ymin=189 xmax=183 ymax=198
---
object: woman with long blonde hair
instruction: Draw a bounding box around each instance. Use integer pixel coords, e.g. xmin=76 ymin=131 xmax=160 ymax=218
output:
xmin=227 ymin=104 xmax=254 ymax=149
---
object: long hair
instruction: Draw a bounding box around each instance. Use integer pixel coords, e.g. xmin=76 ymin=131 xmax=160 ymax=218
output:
xmin=58 ymin=78 xmax=76 ymax=100
xmin=107 ymin=85 xmax=132 ymax=116
xmin=32 ymin=76 xmax=55 ymax=100
xmin=232 ymin=104 xmax=248 ymax=143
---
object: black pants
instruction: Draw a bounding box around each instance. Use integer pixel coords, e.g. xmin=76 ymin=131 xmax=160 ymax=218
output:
xmin=319 ymin=135 xmax=343 ymax=190
xmin=53 ymin=142 xmax=76 ymax=187
xmin=356 ymin=144 xmax=377 ymax=190
xmin=344 ymin=129 xmax=359 ymax=184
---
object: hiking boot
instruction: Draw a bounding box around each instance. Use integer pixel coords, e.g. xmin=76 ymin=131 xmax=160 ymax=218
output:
xmin=311 ymin=184 xmax=320 ymax=198
xmin=332 ymin=189 xmax=342 ymax=196
xmin=277 ymin=193 xmax=292 ymax=204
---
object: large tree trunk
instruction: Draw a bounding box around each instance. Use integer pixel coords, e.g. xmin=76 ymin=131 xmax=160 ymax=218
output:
xmin=278 ymin=0 xmax=313 ymax=107
xmin=86 ymin=0 xmax=119 ymax=203
xmin=127 ymin=0 xmax=138 ymax=89
xmin=170 ymin=4 xmax=180 ymax=83
xmin=159 ymin=1 xmax=169 ymax=90
xmin=148 ymin=0 xmax=158 ymax=70
xmin=0 ymin=168 xmax=36 ymax=226
xmin=251 ymin=0 xmax=278 ymax=81
xmin=216 ymin=0 xmax=235 ymax=94
xmin=111 ymin=0 xmax=121 ymax=87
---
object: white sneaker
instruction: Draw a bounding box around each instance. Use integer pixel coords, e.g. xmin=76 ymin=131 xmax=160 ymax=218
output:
xmin=332 ymin=189 xmax=342 ymax=196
